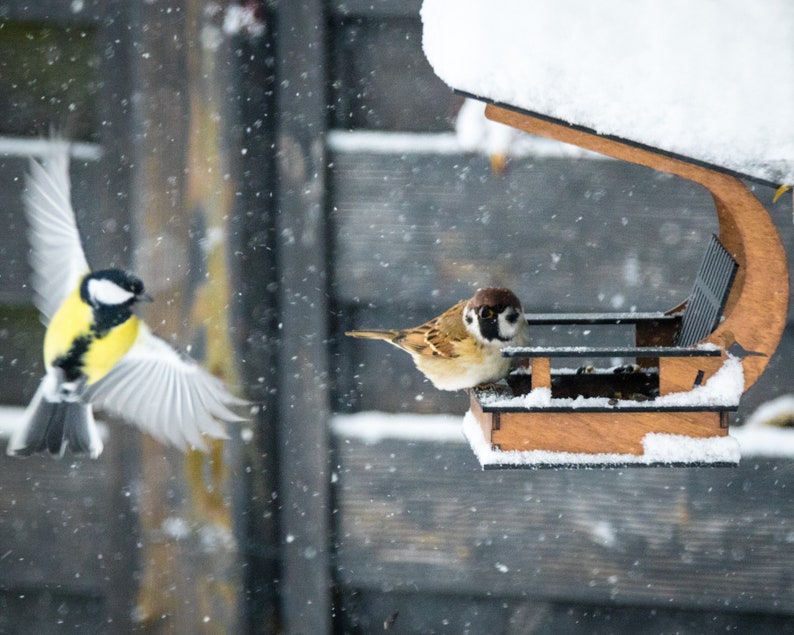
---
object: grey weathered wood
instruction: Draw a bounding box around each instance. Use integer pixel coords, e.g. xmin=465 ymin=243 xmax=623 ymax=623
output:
xmin=0 ymin=438 xmax=114 ymax=592
xmin=0 ymin=3 xmax=138 ymax=632
xmin=329 ymin=0 xmax=422 ymax=18
xmin=0 ymin=158 xmax=106 ymax=305
xmin=0 ymin=0 xmax=104 ymax=22
xmin=330 ymin=151 xmax=720 ymax=308
xmin=121 ymin=1 xmax=244 ymax=631
xmin=336 ymin=587 xmax=794 ymax=633
xmin=225 ymin=10 xmax=282 ymax=632
xmin=333 ymin=434 xmax=794 ymax=615
xmin=330 ymin=17 xmax=458 ymax=131
xmin=274 ymin=1 xmax=333 ymax=633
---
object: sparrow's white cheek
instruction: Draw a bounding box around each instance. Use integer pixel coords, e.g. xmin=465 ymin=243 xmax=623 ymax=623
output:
xmin=463 ymin=309 xmax=481 ymax=338
xmin=498 ymin=311 xmax=523 ymax=341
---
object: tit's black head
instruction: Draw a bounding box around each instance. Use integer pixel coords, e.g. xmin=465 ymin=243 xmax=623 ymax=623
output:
xmin=80 ymin=268 xmax=150 ymax=309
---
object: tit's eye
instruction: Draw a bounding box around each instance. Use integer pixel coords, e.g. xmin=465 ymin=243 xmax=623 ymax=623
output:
xmin=506 ymin=310 xmax=519 ymax=324
xmin=464 ymin=314 xmax=474 ymax=325
xmin=480 ymin=307 xmax=494 ymax=319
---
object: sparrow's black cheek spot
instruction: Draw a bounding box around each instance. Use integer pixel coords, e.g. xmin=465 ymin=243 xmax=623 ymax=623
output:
xmin=506 ymin=311 xmax=519 ymax=324
xmin=464 ymin=315 xmax=474 ymax=325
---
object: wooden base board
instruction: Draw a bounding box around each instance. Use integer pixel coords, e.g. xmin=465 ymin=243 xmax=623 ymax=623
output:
xmin=470 ymin=395 xmax=728 ymax=455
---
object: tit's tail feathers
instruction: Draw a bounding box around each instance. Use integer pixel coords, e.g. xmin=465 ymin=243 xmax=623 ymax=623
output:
xmin=7 ymin=379 xmax=103 ymax=459
xmin=345 ymin=329 xmax=402 ymax=342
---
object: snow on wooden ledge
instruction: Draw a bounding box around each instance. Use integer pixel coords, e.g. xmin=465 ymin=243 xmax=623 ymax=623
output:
xmin=421 ymin=0 xmax=794 ymax=184
xmin=462 ymin=410 xmax=741 ymax=469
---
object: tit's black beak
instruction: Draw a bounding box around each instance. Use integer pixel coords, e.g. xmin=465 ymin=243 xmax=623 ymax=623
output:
xmin=137 ymin=292 xmax=154 ymax=303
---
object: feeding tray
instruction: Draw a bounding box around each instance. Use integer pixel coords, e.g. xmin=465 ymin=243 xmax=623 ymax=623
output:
xmin=461 ymin=99 xmax=789 ymax=469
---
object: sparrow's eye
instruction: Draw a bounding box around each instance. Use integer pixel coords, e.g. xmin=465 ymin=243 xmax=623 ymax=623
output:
xmin=480 ymin=307 xmax=494 ymax=319
xmin=506 ymin=310 xmax=519 ymax=324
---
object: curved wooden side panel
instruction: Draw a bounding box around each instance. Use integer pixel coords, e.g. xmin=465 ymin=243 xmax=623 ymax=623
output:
xmin=485 ymin=104 xmax=789 ymax=391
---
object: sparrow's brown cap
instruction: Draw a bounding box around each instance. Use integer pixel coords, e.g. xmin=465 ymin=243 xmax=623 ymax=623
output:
xmin=467 ymin=287 xmax=523 ymax=311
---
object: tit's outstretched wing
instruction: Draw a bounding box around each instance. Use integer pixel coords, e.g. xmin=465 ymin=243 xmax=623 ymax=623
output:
xmin=24 ymin=141 xmax=90 ymax=322
xmin=84 ymin=324 xmax=247 ymax=451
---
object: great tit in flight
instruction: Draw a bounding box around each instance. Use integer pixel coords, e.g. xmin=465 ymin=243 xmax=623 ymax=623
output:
xmin=7 ymin=141 xmax=245 ymax=459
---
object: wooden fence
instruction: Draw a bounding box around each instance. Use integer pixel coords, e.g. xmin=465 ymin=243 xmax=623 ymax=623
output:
xmin=0 ymin=1 xmax=792 ymax=633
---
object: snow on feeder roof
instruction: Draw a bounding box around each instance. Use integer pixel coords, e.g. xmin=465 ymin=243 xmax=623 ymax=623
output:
xmin=421 ymin=0 xmax=794 ymax=185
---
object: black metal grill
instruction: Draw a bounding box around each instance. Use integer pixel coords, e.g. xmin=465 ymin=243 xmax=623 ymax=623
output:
xmin=675 ymin=234 xmax=738 ymax=347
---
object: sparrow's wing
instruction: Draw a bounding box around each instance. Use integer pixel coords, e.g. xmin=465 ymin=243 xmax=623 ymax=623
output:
xmin=394 ymin=300 xmax=468 ymax=359
xmin=84 ymin=324 xmax=247 ymax=451
xmin=24 ymin=141 xmax=90 ymax=322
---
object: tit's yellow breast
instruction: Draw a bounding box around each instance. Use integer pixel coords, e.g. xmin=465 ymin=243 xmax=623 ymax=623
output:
xmin=44 ymin=287 xmax=140 ymax=385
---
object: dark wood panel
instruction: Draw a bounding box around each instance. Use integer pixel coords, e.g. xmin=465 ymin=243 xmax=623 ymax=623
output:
xmin=274 ymin=1 xmax=334 ymax=633
xmin=329 ymin=0 xmax=422 ymax=18
xmin=0 ymin=306 xmax=45 ymax=406
xmin=0 ymin=22 xmax=99 ymax=140
xmin=337 ymin=588 xmax=794 ymax=634
xmin=0 ymin=0 xmax=104 ymax=23
xmin=331 ymin=151 xmax=720 ymax=309
xmin=0 ymin=436 xmax=115 ymax=592
xmin=330 ymin=17 xmax=460 ymax=131
xmin=333 ymin=434 xmax=794 ymax=615
xmin=0 ymin=590 xmax=104 ymax=635
xmin=0 ymin=156 xmax=113 ymax=306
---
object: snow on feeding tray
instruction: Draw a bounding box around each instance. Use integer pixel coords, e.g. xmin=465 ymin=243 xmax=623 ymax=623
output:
xmin=419 ymin=0 xmax=790 ymax=467
xmin=465 ymin=356 xmax=744 ymax=469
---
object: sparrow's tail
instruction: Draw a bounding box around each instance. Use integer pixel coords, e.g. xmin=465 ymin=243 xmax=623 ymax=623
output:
xmin=345 ymin=329 xmax=401 ymax=342
xmin=6 ymin=376 xmax=103 ymax=459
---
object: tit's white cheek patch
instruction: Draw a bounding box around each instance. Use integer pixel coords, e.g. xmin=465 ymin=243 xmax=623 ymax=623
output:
xmin=87 ymin=278 xmax=135 ymax=306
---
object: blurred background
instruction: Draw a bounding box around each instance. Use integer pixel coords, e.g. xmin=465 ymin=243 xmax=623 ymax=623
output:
xmin=0 ymin=1 xmax=793 ymax=633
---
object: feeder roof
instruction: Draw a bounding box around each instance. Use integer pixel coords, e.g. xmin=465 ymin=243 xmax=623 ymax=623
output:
xmin=421 ymin=0 xmax=794 ymax=185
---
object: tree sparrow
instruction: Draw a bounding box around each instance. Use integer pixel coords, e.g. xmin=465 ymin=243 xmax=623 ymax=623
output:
xmin=346 ymin=288 xmax=529 ymax=391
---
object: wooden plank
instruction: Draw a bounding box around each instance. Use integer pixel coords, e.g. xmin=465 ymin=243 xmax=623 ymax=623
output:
xmin=0 ymin=158 xmax=103 ymax=305
xmin=529 ymin=356 xmax=551 ymax=389
xmin=336 ymin=587 xmax=794 ymax=633
xmin=332 ymin=435 xmax=794 ymax=614
xmin=274 ymin=1 xmax=333 ymax=633
xmin=0 ymin=435 xmax=114 ymax=592
xmin=330 ymin=151 xmax=720 ymax=308
xmin=0 ymin=21 xmax=99 ymax=139
xmin=329 ymin=0 xmax=422 ymax=18
xmin=659 ymin=355 xmax=727 ymax=395
xmin=224 ymin=7 xmax=282 ymax=631
xmin=494 ymin=411 xmax=726 ymax=454
xmin=123 ymin=1 xmax=244 ymax=631
xmin=470 ymin=394 xmax=728 ymax=455
xmin=0 ymin=0 xmax=104 ymax=23
xmin=330 ymin=17 xmax=456 ymax=131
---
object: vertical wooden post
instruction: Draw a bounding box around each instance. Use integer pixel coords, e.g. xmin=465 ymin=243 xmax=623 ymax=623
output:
xmin=225 ymin=6 xmax=282 ymax=632
xmin=274 ymin=1 xmax=333 ymax=633
xmin=129 ymin=1 xmax=244 ymax=631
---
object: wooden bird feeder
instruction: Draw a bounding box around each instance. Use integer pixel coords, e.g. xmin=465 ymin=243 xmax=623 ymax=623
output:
xmin=463 ymin=97 xmax=790 ymax=468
